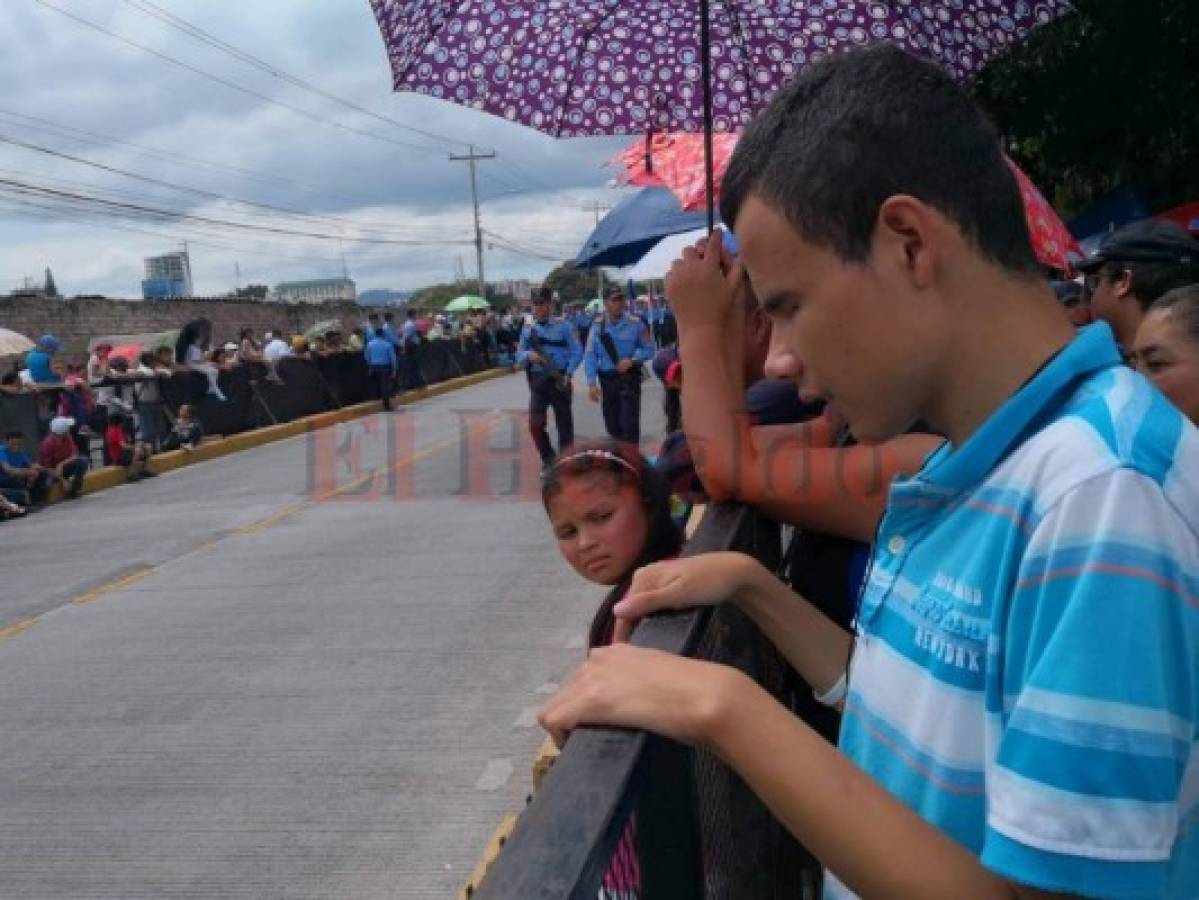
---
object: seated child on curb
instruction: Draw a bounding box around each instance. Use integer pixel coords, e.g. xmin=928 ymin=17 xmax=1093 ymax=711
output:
xmin=105 ymin=412 xmax=154 ymax=481
xmin=161 ymin=404 xmax=204 ymax=452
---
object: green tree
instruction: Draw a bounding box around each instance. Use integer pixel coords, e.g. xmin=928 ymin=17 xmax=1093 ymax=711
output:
xmin=541 ymin=261 xmax=600 ymax=304
xmin=410 ymin=281 xmax=476 ymax=310
xmin=973 ymin=0 xmax=1199 ymax=217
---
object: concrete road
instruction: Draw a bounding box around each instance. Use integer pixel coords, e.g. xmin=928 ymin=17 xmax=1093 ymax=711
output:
xmin=0 ymin=372 xmax=666 ymax=898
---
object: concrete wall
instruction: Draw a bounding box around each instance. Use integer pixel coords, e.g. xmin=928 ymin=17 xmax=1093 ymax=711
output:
xmin=0 ymin=295 xmax=370 ymax=362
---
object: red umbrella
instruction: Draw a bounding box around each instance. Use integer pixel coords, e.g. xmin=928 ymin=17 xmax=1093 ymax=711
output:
xmin=109 ymin=343 xmax=144 ymax=363
xmin=1157 ymin=201 xmax=1199 ymax=235
xmin=611 ymin=133 xmax=739 ymax=214
xmin=1004 ymin=158 xmax=1081 ymax=272
xmin=613 ymin=132 xmax=1080 ymax=271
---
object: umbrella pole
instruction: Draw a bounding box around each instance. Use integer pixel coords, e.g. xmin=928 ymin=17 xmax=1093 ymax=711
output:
xmin=700 ymin=0 xmax=716 ymax=233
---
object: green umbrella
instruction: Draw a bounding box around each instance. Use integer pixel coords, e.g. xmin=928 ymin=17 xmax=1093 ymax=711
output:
xmin=444 ymin=295 xmax=490 ymax=312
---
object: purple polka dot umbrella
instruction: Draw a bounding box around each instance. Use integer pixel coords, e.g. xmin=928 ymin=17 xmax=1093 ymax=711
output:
xmin=370 ymin=0 xmax=1071 ymax=225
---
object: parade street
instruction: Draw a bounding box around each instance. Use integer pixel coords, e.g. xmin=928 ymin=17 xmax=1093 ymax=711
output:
xmin=0 ymin=372 xmax=665 ymax=898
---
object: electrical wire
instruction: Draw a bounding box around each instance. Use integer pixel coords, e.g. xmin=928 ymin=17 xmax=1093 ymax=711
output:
xmin=30 ymin=0 xmax=450 ymax=157
xmin=0 ymin=108 xmax=361 ymax=202
xmin=0 ymin=134 xmax=470 ymax=242
xmin=0 ymin=176 xmax=475 ymax=247
xmin=120 ymin=0 xmax=477 ymax=154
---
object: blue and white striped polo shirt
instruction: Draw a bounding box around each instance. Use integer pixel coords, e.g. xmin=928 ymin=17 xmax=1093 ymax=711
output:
xmin=829 ymin=324 xmax=1198 ymax=898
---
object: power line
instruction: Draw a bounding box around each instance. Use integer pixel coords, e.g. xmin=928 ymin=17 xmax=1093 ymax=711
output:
xmin=0 ymin=133 xmax=468 ymax=242
xmin=120 ymin=0 xmax=476 ymax=154
xmin=31 ymin=0 xmax=450 ymax=157
xmin=482 ymin=230 xmax=570 ymax=263
xmin=0 ymin=196 xmax=352 ymax=266
xmin=0 ymin=107 xmax=362 ymax=203
xmin=0 ymin=176 xmax=475 ymax=247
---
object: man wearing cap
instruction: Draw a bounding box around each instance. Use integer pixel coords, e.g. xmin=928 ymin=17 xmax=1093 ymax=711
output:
xmin=25 ymin=335 xmax=62 ymax=385
xmin=584 ymin=287 xmax=655 ymax=445
xmin=38 ymin=417 xmax=89 ymax=499
xmin=1075 ymin=219 xmax=1199 ymax=352
xmin=517 ymin=287 xmax=583 ymax=465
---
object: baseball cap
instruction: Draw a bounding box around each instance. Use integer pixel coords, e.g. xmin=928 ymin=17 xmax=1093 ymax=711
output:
xmin=38 ymin=334 xmax=60 ymax=352
xmin=1074 ymin=219 xmax=1199 ymax=274
xmin=49 ymin=416 xmax=73 ymax=435
xmin=223 ymin=342 xmax=238 ymax=352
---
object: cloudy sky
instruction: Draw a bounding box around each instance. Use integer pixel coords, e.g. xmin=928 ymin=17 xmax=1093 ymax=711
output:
xmin=0 ymin=0 xmax=633 ymax=298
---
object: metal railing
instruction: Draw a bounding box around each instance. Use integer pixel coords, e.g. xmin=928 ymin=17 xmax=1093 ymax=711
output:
xmin=476 ymin=503 xmax=814 ymax=900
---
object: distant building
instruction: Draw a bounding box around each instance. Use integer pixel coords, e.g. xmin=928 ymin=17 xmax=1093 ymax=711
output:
xmin=273 ymin=277 xmax=357 ymax=304
xmin=359 ymin=288 xmax=411 ymax=306
xmin=142 ymin=252 xmax=193 ymax=299
xmin=232 ymin=284 xmax=269 ymax=301
xmin=499 ymin=279 xmax=534 ymax=302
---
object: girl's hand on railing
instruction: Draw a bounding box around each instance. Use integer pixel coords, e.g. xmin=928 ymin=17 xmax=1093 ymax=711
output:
xmin=537 ymin=644 xmax=746 ymax=748
xmin=611 ymin=551 xmax=763 ymax=643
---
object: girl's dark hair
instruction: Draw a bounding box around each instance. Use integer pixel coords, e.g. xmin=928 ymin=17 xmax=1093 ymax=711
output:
xmin=541 ymin=441 xmax=683 ymax=648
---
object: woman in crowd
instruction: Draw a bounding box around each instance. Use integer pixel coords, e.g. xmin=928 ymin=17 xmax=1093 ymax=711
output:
xmin=177 ymin=319 xmax=227 ymax=401
xmin=1131 ymin=283 xmax=1199 ymax=425
xmin=540 ymin=441 xmax=684 ymax=899
xmin=87 ymin=341 xmax=118 ymax=413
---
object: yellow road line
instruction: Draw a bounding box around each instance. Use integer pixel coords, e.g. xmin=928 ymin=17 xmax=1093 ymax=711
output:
xmin=71 ymin=565 xmax=156 ymax=606
xmin=0 ymin=618 xmax=37 ymax=641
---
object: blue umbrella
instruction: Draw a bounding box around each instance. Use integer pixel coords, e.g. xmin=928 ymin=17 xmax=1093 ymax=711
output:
xmin=575 ymin=187 xmax=714 ymax=269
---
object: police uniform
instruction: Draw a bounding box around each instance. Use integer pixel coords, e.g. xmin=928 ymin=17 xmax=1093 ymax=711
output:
xmin=517 ymin=315 xmax=583 ymax=464
xmin=572 ymin=309 xmax=592 ymax=348
xmin=584 ymin=312 xmax=655 ymax=445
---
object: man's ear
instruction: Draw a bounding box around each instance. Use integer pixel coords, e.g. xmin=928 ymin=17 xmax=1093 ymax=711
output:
xmin=874 ymin=195 xmax=940 ymax=290
xmin=1112 ymin=269 xmax=1134 ymax=301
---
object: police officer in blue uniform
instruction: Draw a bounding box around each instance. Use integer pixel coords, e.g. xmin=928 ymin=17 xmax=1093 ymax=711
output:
xmin=517 ymin=287 xmax=583 ymax=465
xmin=584 ymin=287 xmax=656 ymax=446
xmin=571 ymin=304 xmax=593 ymax=348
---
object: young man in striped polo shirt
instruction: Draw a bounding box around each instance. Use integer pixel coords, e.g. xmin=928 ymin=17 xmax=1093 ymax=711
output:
xmin=540 ymin=45 xmax=1198 ymax=898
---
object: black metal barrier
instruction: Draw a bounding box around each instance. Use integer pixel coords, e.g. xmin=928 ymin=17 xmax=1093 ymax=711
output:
xmin=0 ymin=341 xmax=495 ymax=447
xmin=476 ymin=504 xmax=812 ymax=900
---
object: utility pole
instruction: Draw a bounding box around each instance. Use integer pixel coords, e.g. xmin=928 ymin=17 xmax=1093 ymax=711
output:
xmin=450 ymin=144 xmax=496 ymax=300
xmin=583 ymin=201 xmax=611 ymax=300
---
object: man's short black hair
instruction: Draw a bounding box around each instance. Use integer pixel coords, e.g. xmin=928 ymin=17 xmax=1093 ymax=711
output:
xmin=1100 ymin=260 xmax=1199 ymax=312
xmin=368 ymin=312 xmax=380 ymax=321
xmin=535 ymin=286 xmax=552 ymax=303
xmin=4 ymin=429 xmax=22 ymax=440
xmin=720 ymin=44 xmax=1040 ymax=276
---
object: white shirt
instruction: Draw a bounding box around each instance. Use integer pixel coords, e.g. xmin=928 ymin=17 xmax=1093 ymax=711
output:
xmin=264 ymin=339 xmax=291 ymax=363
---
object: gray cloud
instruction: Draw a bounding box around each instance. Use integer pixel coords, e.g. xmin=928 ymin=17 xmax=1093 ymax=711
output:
xmin=0 ymin=0 xmax=634 ymax=297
